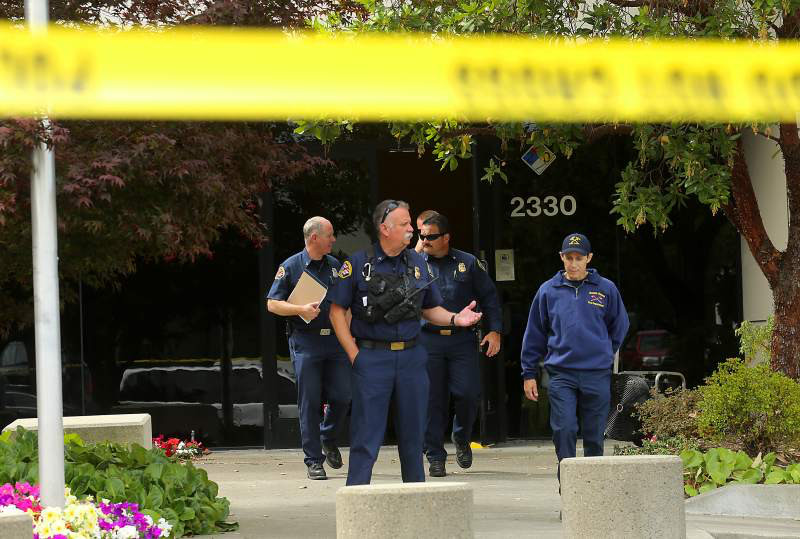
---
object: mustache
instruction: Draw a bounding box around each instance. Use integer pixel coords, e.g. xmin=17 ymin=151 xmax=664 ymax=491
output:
xmin=404 ymin=232 xmax=414 ymax=241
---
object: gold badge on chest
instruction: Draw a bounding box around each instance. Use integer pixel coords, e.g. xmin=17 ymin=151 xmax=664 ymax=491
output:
xmin=458 ymin=262 xmax=467 ymax=273
xmin=414 ymin=266 xmax=421 ymax=279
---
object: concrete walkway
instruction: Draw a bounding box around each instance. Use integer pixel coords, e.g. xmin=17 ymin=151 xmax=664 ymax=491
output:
xmin=192 ymin=440 xmax=800 ymax=539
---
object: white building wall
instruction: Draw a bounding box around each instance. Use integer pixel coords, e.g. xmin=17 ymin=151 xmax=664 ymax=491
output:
xmin=740 ymin=129 xmax=789 ymax=322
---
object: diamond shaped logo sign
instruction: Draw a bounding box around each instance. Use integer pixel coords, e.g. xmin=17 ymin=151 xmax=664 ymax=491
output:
xmin=521 ymin=145 xmax=556 ymax=175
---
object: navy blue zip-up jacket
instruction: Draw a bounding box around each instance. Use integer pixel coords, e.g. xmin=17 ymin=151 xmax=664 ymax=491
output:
xmin=521 ymin=268 xmax=629 ymax=380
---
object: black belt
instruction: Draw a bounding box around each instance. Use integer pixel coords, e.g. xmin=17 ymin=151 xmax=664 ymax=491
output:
xmin=291 ymin=327 xmax=333 ymax=336
xmin=422 ymin=326 xmax=470 ymax=336
xmin=357 ymin=338 xmax=417 ymax=351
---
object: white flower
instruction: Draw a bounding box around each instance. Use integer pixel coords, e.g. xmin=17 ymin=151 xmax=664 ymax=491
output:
xmin=111 ymin=524 xmax=139 ymax=539
xmin=64 ymin=504 xmax=78 ymax=520
xmin=40 ymin=506 xmax=62 ymax=522
xmin=157 ymin=517 xmax=173 ymax=534
xmin=52 ymin=519 xmax=68 ymax=535
xmin=143 ymin=515 xmax=153 ymax=526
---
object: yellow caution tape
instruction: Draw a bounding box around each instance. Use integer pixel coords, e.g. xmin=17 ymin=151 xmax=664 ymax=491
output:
xmin=1 ymin=24 xmax=799 ymax=122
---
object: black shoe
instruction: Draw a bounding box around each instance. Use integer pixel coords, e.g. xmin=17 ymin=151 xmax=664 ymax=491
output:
xmin=429 ymin=460 xmax=446 ymax=477
xmin=452 ymin=433 xmax=473 ymax=469
xmin=321 ymin=441 xmax=343 ymax=469
xmin=307 ymin=462 xmax=327 ymax=480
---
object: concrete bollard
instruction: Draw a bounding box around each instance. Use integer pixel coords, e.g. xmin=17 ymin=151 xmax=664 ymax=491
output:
xmin=336 ymin=482 xmax=473 ymax=539
xmin=561 ymin=455 xmax=686 ymax=539
xmin=3 ymin=414 xmax=152 ymax=449
xmin=0 ymin=512 xmax=33 ymax=539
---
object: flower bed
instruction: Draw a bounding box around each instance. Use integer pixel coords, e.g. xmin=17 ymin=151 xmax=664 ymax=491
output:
xmin=0 ymin=482 xmax=173 ymax=538
xmin=152 ymin=436 xmax=208 ymax=460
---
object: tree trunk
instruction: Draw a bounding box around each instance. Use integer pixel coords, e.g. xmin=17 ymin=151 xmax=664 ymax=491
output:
xmin=722 ymin=123 xmax=800 ymax=377
xmin=771 ymin=274 xmax=800 ymax=378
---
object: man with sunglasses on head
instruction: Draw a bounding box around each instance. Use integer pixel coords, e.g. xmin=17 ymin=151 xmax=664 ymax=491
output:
xmin=267 ymin=216 xmax=351 ymax=481
xmin=329 ymin=199 xmax=483 ymax=486
xmin=418 ymin=213 xmax=502 ymax=477
xmin=520 ymin=233 xmax=629 ymax=496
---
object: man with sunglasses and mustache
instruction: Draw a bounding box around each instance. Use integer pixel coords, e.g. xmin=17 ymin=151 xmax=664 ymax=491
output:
xmin=418 ymin=212 xmax=502 ymax=477
xmin=329 ymin=199 xmax=483 ymax=486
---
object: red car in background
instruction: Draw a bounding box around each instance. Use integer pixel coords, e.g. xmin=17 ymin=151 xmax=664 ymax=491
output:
xmin=621 ymin=330 xmax=677 ymax=371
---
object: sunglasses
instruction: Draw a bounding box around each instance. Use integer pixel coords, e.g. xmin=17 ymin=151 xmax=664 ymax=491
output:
xmin=380 ymin=200 xmax=399 ymax=224
xmin=419 ymin=232 xmax=445 ymax=241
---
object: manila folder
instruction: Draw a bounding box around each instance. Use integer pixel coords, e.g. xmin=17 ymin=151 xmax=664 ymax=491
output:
xmin=287 ymin=271 xmax=328 ymax=324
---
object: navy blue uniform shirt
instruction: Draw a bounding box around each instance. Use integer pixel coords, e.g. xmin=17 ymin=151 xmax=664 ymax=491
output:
xmin=424 ymin=248 xmax=502 ymax=332
xmin=267 ymin=249 xmax=341 ymax=331
xmin=520 ymin=268 xmax=629 ymax=379
xmin=330 ymin=243 xmax=443 ymax=341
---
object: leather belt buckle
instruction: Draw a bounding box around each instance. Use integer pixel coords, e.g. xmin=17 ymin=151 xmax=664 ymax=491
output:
xmin=320 ymin=329 xmax=331 ymax=336
xmin=439 ymin=330 xmax=452 ymax=336
xmin=390 ymin=341 xmax=405 ymax=351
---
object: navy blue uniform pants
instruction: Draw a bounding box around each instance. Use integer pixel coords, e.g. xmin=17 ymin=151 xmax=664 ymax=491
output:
xmin=346 ymin=345 xmax=429 ymax=486
xmin=421 ymin=331 xmax=480 ymax=462
xmin=547 ymin=367 xmax=611 ymax=481
xmin=289 ymin=332 xmax=351 ymax=467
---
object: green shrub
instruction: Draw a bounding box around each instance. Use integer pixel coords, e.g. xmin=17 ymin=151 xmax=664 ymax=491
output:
xmin=697 ymin=358 xmax=800 ymax=455
xmin=735 ymin=316 xmax=773 ymax=363
xmin=636 ymin=388 xmax=703 ymax=442
xmin=681 ymin=447 xmax=800 ymax=497
xmin=614 ymin=435 xmax=701 ymax=456
xmin=0 ymin=428 xmax=237 ymax=538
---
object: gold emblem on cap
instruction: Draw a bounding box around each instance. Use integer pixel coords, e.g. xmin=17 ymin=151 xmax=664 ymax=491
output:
xmin=569 ymin=235 xmax=582 ymax=245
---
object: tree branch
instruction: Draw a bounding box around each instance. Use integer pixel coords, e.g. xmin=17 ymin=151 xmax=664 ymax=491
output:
xmin=756 ymin=131 xmax=781 ymax=144
xmin=605 ymin=0 xmax=645 ymax=7
xmin=583 ymin=124 xmax=633 ymax=144
xmin=724 ymin=139 xmax=781 ymax=287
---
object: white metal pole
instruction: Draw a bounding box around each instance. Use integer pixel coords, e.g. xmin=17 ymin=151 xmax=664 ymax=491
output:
xmin=26 ymin=0 xmax=66 ymax=508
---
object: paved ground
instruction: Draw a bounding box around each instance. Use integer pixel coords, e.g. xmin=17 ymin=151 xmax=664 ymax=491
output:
xmin=191 ymin=440 xmax=800 ymax=539
xmin=194 ymin=440 xmax=564 ymax=539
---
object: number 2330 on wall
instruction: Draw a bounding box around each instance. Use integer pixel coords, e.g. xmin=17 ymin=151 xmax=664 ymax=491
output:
xmin=510 ymin=195 xmax=576 ymax=217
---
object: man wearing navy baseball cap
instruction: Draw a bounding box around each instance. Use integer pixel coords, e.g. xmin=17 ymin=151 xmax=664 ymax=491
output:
xmin=520 ymin=232 xmax=629 ymax=496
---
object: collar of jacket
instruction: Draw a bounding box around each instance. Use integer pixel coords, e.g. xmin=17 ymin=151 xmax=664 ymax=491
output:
xmin=554 ymin=268 xmax=600 ymax=287
xmin=300 ymin=249 xmax=327 ymax=268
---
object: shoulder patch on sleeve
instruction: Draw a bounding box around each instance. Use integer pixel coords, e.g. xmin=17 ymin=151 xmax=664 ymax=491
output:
xmin=338 ymin=261 xmax=353 ymax=279
xmin=477 ymin=259 xmax=487 ymax=272
xmin=275 ymin=266 xmax=286 ymax=280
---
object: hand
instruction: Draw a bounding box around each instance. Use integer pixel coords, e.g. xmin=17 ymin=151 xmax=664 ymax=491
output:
xmin=299 ymin=302 xmax=321 ymax=321
xmin=523 ymin=379 xmax=538 ymax=401
xmin=453 ymin=301 xmax=483 ymax=327
xmin=348 ymin=348 xmax=359 ymax=365
xmin=481 ymin=331 xmax=501 ymax=357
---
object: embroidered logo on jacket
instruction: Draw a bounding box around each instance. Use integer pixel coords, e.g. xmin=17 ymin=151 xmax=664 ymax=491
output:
xmin=588 ymin=291 xmax=606 ymax=307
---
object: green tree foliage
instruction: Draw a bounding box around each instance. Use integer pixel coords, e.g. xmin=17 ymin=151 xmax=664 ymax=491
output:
xmin=0 ymin=0 xmax=367 ymax=336
xmin=303 ymin=0 xmax=800 ymax=376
